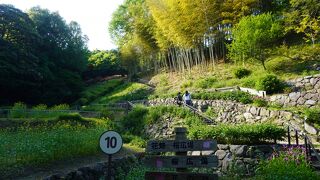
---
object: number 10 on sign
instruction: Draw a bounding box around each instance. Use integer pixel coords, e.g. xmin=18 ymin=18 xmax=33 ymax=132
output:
xmin=99 ymin=131 xmax=123 ymax=155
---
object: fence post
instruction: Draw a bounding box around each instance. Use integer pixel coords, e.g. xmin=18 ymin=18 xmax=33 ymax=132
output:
xmin=295 ymin=130 xmax=299 ymax=145
xmin=287 ymin=126 xmax=291 ymax=146
xmin=304 ymin=136 xmax=308 ymax=161
xmin=174 ymin=127 xmax=187 ymax=172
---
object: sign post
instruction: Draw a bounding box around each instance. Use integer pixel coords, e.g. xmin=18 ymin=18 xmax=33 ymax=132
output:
xmin=99 ymin=131 xmax=123 ymax=180
xmin=144 ymin=127 xmax=218 ymax=180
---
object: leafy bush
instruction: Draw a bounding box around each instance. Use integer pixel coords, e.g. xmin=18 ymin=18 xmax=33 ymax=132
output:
xmin=180 ymin=80 xmax=193 ymax=88
xmin=253 ymin=98 xmax=268 ymax=107
xmin=234 ymin=68 xmax=251 ymax=79
xmin=255 ymin=74 xmax=284 ymax=94
xmin=50 ymin=104 xmax=70 ymax=110
xmin=194 ymin=77 xmax=216 ymax=89
xmin=9 ymin=102 xmax=27 ymax=118
xmin=304 ymin=108 xmax=320 ymax=127
xmin=188 ymin=123 xmax=285 ymax=144
xmin=121 ymin=106 xmax=148 ymax=136
xmin=193 ymin=91 xmax=253 ymax=104
xmin=256 ymin=146 xmax=318 ymax=179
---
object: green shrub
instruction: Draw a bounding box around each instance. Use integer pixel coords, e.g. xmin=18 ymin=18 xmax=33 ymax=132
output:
xmin=234 ymin=68 xmax=251 ymax=79
xmin=304 ymin=108 xmax=320 ymax=127
xmin=188 ymin=123 xmax=285 ymax=144
xmin=192 ymin=91 xmax=253 ymax=104
xmin=253 ymin=98 xmax=268 ymax=107
xmin=194 ymin=77 xmax=216 ymax=89
xmin=9 ymin=102 xmax=27 ymax=118
xmin=121 ymin=106 xmax=148 ymax=136
xmin=50 ymin=104 xmax=70 ymax=110
xmin=180 ymin=80 xmax=193 ymax=88
xmin=255 ymin=74 xmax=284 ymax=94
xmin=256 ymin=146 xmax=318 ymax=179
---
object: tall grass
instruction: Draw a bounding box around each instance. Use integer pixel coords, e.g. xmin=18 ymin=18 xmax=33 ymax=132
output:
xmin=0 ymin=120 xmax=113 ymax=178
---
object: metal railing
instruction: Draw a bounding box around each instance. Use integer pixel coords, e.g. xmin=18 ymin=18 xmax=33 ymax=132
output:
xmin=286 ymin=122 xmax=320 ymax=162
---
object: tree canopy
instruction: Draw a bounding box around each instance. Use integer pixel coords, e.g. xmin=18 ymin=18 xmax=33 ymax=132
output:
xmin=0 ymin=4 xmax=89 ymax=105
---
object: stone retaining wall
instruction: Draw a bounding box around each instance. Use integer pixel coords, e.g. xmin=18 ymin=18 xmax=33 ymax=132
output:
xmin=190 ymin=144 xmax=283 ymax=175
xmin=141 ymin=99 xmax=319 ymax=137
xmin=269 ymin=74 xmax=320 ymax=107
xmin=44 ymin=156 xmax=138 ymax=180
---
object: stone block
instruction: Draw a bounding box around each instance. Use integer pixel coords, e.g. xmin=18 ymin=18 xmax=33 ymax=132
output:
xmin=304 ymin=122 xmax=318 ymax=135
xmin=230 ymin=145 xmax=248 ymax=157
xmin=305 ymin=100 xmax=316 ymax=106
xmin=289 ymin=92 xmax=300 ymax=102
xmin=215 ymin=150 xmax=227 ymax=160
xmin=218 ymin=144 xmax=229 ymax=150
xmin=297 ymin=97 xmax=306 ymax=105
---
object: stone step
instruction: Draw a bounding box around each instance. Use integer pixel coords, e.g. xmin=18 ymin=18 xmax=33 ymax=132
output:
xmin=311 ymin=162 xmax=320 ymax=170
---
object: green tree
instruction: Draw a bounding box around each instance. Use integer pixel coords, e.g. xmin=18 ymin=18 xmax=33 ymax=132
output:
xmin=228 ymin=13 xmax=283 ymax=70
xmin=284 ymin=0 xmax=320 ymax=46
xmin=0 ymin=4 xmax=43 ymax=104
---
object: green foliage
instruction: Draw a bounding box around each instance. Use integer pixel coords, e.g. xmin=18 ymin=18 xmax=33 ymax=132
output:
xmin=121 ymin=105 xmax=148 ymax=136
xmin=0 ymin=121 xmax=112 ymax=178
xmin=253 ymin=98 xmax=268 ymax=107
xmin=188 ymin=123 xmax=286 ymax=144
xmin=194 ymin=77 xmax=216 ymax=89
xmin=233 ymin=68 xmax=251 ymax=79
xmin=304 ymin=108 xmax=320 ymax=127
xmin=256 ymin=146 xmax=318 ymax=179
xmin=192 ymin=91 xmax=253 ymax=104
xmin=77 ymin=79 xmax=124 ymax=105
xmin=95 ymin=82 xmax=151 ymax=103
xmin=228 ymin=13 xmax=283 ymax=69
xmin=255 ymin=74 xmax=284 ymax=94
xmin=0 ymin=5 xmax=88 ymax=105
xmin=180 ymin=80 xmax=193 ymax=88
xmin=8 ymin=102 xmax=27 ymax=118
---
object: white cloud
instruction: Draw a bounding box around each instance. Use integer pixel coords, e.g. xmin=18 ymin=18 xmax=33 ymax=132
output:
xmin=1 ymin=0 xmax=124 ymax=50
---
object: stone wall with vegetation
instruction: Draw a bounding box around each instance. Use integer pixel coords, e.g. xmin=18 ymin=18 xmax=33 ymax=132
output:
xmin=144 ymin=99 xmax=319 ymax=138
xmin=269 ymin=74 xmax=320 ymax=107
xmin=44 ymin=156 xmax=138 ymax=180
xmin=190 ymin=144 xmax=281 ymax=176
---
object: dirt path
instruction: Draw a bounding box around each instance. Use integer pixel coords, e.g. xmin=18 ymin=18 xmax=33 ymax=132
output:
xmin=14 ymin=145 xmax=142 ymax=180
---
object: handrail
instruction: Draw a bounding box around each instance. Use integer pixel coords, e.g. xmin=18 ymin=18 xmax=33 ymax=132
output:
xmin=285 ymin=122 xmax=320 ymax=162
xmin=183 ymin=103 xmax=215 ymax=124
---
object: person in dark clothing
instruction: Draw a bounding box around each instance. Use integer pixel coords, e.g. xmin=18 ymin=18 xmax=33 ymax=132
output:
xmin=175 ymin=92 xmax=183 ymax=106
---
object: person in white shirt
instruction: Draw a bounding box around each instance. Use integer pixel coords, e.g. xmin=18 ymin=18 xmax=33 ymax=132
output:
xmin=183 ymin=91 xmax=192 ymax=105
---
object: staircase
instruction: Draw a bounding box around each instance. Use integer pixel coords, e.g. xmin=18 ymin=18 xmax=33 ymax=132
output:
xmin=183 ymin=103 xmax=215 ymax=125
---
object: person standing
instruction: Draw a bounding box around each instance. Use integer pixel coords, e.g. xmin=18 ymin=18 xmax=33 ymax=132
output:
xmin=176 ymin=92 xmax=183 ymax=106
xmin=183 ymin=91 xmax=192 ymax=105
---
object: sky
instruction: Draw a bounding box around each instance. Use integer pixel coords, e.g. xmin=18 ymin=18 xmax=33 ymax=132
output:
xmin=1 ymin=0 xmax=124 ymax=50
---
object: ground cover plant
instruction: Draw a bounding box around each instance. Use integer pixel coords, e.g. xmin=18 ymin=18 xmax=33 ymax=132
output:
xmin=255 ymin=145 xmax=318 ymax=179
xmin=0 ymin=116 xmax=114 ymax=179
xmin=188 ymin=123 xmax=286 ymax=145
xmin=76 ymin=79 xmax=125 ymax=105
xmin=95 ymin=82 xmax=152 ymax=104
xmin=192 ymin=91 xmax=253 ymax=104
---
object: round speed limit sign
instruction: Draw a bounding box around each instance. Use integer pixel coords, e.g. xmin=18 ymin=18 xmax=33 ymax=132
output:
xmin=99 ymin=131 xmax=123 ymax=155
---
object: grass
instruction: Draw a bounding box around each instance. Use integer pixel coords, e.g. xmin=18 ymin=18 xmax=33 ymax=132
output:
xmin=94 ymin=82 xmax=152 ymax=104
xmin=0 ymin=117 xmax=113 ymax=178
xmin=149 ymin=44 xmax=320 ymax=98
xmin=76 ymin=78 xmax=125 ymax=105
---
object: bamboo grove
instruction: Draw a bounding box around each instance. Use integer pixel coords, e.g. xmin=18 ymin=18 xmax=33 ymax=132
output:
xmin=109 ymin=0 xmax=320 ymax=74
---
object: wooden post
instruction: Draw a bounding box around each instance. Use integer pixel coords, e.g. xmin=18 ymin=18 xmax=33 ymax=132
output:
xmin=175 ymin=127 xmax=187 ymax=172
xmin=287 ymin=126 xmax=291 ymax=146
xmin=295 ymin=130 xmax=299 ymax=145
xmin=304 ymin=136 xmax=308 ymax=161
xmin=106 ymin=154 xmax=112 ymax=180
